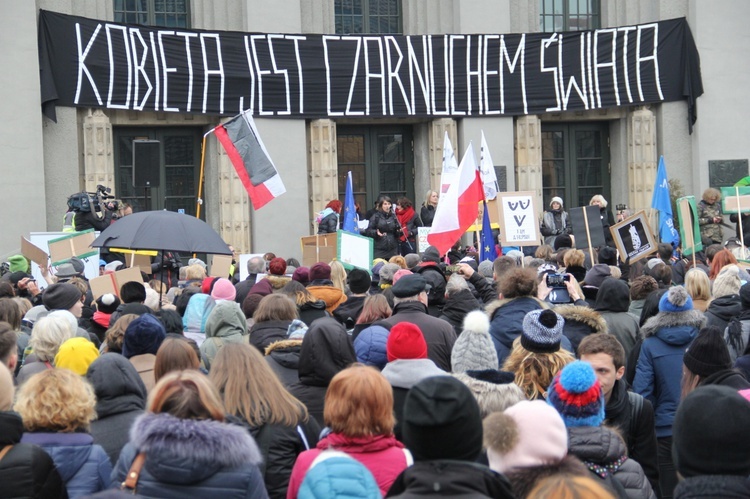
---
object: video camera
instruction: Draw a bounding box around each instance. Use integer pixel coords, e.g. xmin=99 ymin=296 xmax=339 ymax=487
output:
xmin=67 ymin=185 xmax=121 ymax=215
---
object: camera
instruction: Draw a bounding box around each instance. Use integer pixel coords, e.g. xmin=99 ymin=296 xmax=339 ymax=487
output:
xmin=546 ymin=273 xmax=571 ymax=304
xmin=546 ymin=273 xmax=570 ymax=287
xmin=616 ymin=204 xmax=627 ymax=211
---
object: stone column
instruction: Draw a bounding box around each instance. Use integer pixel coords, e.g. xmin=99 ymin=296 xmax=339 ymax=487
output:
xmin=216 ymin=134 xmax=252 ymax=254
xmin=82 ymin=109 xmax=114 ymax=194
xmin=308 ymin=119 xmax=338 ymax=233
xmin=427 ymin=118 xmax=458 ymax=193
xmin=627 ymin=107 xmax=657 ymax=220
xmin=515 ymin=115 xmax=543 ymax=210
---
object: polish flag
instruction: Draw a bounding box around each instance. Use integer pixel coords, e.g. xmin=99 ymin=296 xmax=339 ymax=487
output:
xmin=214 ymin=110 xmax=286 ymax=210
xmin=427 ymin=143 xmax=483 ymax=256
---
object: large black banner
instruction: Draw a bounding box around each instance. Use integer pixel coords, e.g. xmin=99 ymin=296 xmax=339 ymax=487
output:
xmin=38 ymin=10 xmax=703 ymax=124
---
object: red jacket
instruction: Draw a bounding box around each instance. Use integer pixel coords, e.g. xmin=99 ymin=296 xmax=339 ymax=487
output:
xmin=287 ymin=432 xmax=408 ymax=498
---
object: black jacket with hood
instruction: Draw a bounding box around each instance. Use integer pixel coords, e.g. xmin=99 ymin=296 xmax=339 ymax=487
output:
xmin=594 ymin=278 xmax=641 ymax=358
xmin=554 ymin=303 xmax=608 ymax=355
xmin=439 ymin=288 xmax=481 ymax=335
xmin=264 ymin=339 xmax=303 ymax=388
xmin=704 ymin=294 xmax=742 ymax=333
xmin=386 ymin=460 xmax=515 ymax=499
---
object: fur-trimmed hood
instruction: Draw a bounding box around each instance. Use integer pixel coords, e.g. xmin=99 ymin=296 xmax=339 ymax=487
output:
xmin=553 ymin=304 xmax=608 ymax=334
xmin=130 ymin=412 xmax=262 ymax=484
xmin=485 ymin=296 xmax=548 ymax=319
xmin=640 ymin=309 xmax=706 ymax=340
xmin=265 ymin=275 xmax=291 ymax=290
xmin=505 ymin=455 xmax=588 ymax=499
xmin=264 ymin=338 xmax=303 ymax=356
xmin=453 ymin=370 xmax=525 ymax=417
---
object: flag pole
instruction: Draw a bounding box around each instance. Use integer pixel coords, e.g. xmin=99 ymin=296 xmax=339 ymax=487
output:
xmin=582 ymin=207 xmax=595 ymax=264
xmin=737 ymin=187 xmax=745 ymax=251
xmin=196 ymin=134 xmax=207 ymax=220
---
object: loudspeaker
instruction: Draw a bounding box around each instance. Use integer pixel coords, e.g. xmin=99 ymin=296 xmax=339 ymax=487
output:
xmin=133 ymin=140 xmax=161 ymax=188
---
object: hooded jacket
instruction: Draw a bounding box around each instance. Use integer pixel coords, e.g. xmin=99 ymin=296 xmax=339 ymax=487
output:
xmin=86 ymin=353 xmax=147 ymax=465
xmin=567 ymin=426 xmax=657 ymax=499
xmin=704 ymin=294 xmax=741 ymax=333
xmin=411 ymin=262 xmax=447 ymax=316
xmin=249 ymin=320 xmax=293 ymax=353
xmin=439 ymin=289 xmax=481 ymax=335
xmin=317 ymin=208 xmax=339 ymax=234
xmin=297 ymin=300 xmax=328 ymax=326
xmin=306 ymin=285 xmax=347 ymax=314
xmin=264 ymin=339 xmax=303 ymax=387
xmin=112 ymin=413 xmax=268 ymax=498
xmin=594 ymin=279 xmax=641 ymax=358
xmin=182 ymin=293 xmax=216 ymax=346
xmin=633 ymin=309 xmax=705 ymax=437
xmin=288 ymin=318 xmax=357 ymax=427
xmin=0 ymin=411 xmax=67 ymax=499
xmin=20 ymin=432 xmax=111 ymax=498
xmin=386 ymin=460 xmax=515 ymax=499
xmin=674 ymin=474 xmax=750 ymax=499
xmin=554 ymin=304 xmax=608 ymax=355
xmin=200 ymin=301 xmax=249 ymax=370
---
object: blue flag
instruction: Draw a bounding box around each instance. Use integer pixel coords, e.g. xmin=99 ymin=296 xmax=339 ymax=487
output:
xmin=480 ymin=200 xmax=497 ymax=262
xmin=342 ymin=171 xmax=358 ymax=233
xmin=651 ymin=156 xmax=680 ymax=246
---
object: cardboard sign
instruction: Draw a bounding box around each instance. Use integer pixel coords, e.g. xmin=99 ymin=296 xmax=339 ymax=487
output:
xmin=570 ymin=206 xmax=606 ymax=251
xmin=337 ymin=230 xmax=373 ymax=272
xmin=128 ymin=253 xmax=153 ymax=274
xmin=677 ymin=196 xmax=703 ymax=256
xmin=721 ymin=186 xmax=750 ymax=214
xmin=21 ymin=237 xmax=49 ymax=267
xmin=89 ymin=266 xmax=144 ymax=299
xmin=498 ymin=191 xmax=540 ymax=246
xmin=610 ymin=211 xmax=658 ymax=263
xmin=209 ymin=254 xmax=233 ymax=277
xmin=301 ymin=233 xmax=337 ymax=267
xmin=47 ymin=230 xmax=97 ymax=266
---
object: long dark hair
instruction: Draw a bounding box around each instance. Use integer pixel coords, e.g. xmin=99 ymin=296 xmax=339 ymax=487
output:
xmin=639 ymin=288 xmax=668 ymax=327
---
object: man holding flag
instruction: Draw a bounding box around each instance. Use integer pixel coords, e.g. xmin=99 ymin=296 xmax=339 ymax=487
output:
xmin=652 ymin=156 xmax=680 ymax=249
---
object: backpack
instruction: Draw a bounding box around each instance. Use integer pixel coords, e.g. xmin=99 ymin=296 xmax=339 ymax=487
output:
xmin=627 ymin=390 xmax=644 ymax=444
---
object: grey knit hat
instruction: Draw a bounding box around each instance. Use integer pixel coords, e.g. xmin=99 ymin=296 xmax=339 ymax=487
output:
xmin=378 ymin=263 xmax=400 ymax=284
xmin=521 ymin=309 xmax=565 ymax=353
xmin=451 ymin=311 xmax=499 ymax=373
xmin=478 ymin=260 xmax=494 ymax=279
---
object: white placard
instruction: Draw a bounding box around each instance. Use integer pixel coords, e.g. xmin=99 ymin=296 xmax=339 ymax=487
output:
xmin=238 ymin=253 xmax=265 ymax=281
xmin=338 ymin=231 xmax=373 ymax=272
xmin=28 ymin=232 xmax=101 ymax=289
xmin=498 ymin=192 xmax=541 ymax=246
xmin=417 ymin=227 xmax=431 ymax=253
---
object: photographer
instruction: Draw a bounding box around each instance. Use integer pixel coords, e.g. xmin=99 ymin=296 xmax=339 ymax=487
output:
xmin=70 ymin=186 xmax=120 ymax=232
xmin=151 ymin=251 xmax=182 ymax=289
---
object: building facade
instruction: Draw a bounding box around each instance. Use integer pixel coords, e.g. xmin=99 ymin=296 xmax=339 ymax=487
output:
xmin=1 ymin=0 xmax=748 ymax=260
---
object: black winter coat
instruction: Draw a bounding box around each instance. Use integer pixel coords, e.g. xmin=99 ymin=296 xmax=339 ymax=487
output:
xmin=386 ymin=460 xmax=515 ymax=498
xmin=420 ymin=204 xmax=436 ymax=227
xmin=249 ymin=320 xmax=292 ymax=353
xmin=674 ymin=474 xmax=750 ymax=498
xmin=365 ymin=210 xmax=401 ymax=260
xmin=412 ymin=263 xmax=447 ymax=316
xmin=86 ymin=353 xmax=147 ymax=465
xmin=0 ymin=411 xmax=68 ymax=499
xmin=317 ymin=212 xmax=338 ymax=234
xmin=297 ymin=301 xmax=328 ymax=326
xmin=332 ymin=295 xmax=366 ymax=328
xmin=264 ymin=339 xmax=303 ymax=388
xmin=704 ymin=295 xmax=742 ymax=333
xmin=554 ymin=303 xmax=608 ymax=355
xmin=439 ymin=289 xmax=481 ymax=335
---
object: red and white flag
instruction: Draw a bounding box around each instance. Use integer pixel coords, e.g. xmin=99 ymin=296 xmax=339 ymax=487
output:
xmin=427 ymin=143 xmax=483 ymax=255
xmin=214 ymin=110 xmax=286 ymax=210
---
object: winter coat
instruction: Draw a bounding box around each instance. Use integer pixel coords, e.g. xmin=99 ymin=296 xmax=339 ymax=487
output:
xmin=182 ymin=293 xmax=216 ymax=346
xmin=201 ymin=301 xmax=250 ymax=370
xmin=235 ymin=274 xmax=261 ymax=307
xmin=85 ymin=353 xmax=147 ymax=465
xmin=633 ymin=309 xmax=705 ymax=437
xmin=297 ymin=300 xmax=328 ymax=327
xmin=453 ymin=370 xmax=525 ymax=418
xmin=386 ymin=460 xmax=515 ymax=499
xmin=698 ymin=368 xmax=750 ymax=390
xmin=734 ymin=353 xmax=750 ymax=382
xmin=674 ymin=474 xmax=750 ymax=498
xmin=288 ymin=318 xmax=357 ymax=427
xmin=554 ymin=303 xmax=608 ymax=355
xmin=129 ymin=354 xmax=156 ymax=392
xmin=411 ymin=263 xmax=446 ymax=315
xmin=420 ymin=204 xmax=436 ymax=228
xmin=567 ymin=426 xmax=656 ymax=499
xmin=333 ymin=295 xmax=366 ymax=328
xmin=250 ymin=320 xmax=293 ymax=353
xmin=16 ymin=359 xmax=52 ymax=386
xmin=375 ymin=301 xmax=457 ymax=372
xmin=264 ymin=275 xmax=292 ymax=293
xmin=724 ymin=311 xmax=750 ymax=363
xmin=21 ymin=432 xmax=111 ymax=498
xmin=604 ymin=379 xmax=660 ymax=494
xmin=288 ymin=433 xmax=409 ymax=498
xmin=317 ymin=209 xmax=339 ymax=234
xmin=265 ymin=339 xmax=303 ymax=387
xmin=540 ymin=209 xmax=571 ymax=245
xmin=704 ymin=294 xmax=741 ymax=333
xmin=594 ymin=278 xmax=641 ymax=359
xmin=364 ymin=210 xmax=401 ymax=260
xmin=599 ymin=207 xmax=616 ymax=247
xmin=112 ymin=413 xmax=268 ymax=498
xmin=697 ymin=200 xmax=723 ymax=244
xmin=306 ymin=284 xmax=347 ymax=314
xmin=0 ymin=411 xmax=67 ymax=499
xmin=439 ymin=288 xmax=482 ymax=335
xmin=504 ymin=454 xmax=589 ymax=499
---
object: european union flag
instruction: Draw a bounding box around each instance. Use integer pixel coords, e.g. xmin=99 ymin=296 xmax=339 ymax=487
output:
xmin=342 ymin=171 xmax=358 ymax=233
xmin=480 ymin=200 xmax=497 ymax=262
xmin=651 ymin=156 xmax=680 ymax=246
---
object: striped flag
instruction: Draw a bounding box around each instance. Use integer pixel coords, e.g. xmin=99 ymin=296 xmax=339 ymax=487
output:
xmin=214 ymin=110 xmax=286 ymax=210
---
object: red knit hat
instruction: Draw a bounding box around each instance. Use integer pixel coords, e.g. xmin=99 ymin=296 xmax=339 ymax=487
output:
xmin=387 ymin=322 xmax=428 ymax=362
xmin=268 ymin=257 xmax=287 ymax=276
xmin=201 ymin=276 xmax=217 ymax=295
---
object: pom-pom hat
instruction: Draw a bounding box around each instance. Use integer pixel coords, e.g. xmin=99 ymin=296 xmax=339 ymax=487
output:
xmin=95 ymin=293 xmax=121 ymax=314
xmin=546 ymin=360 xmax=605 ymax=428
xmin=659 ymin=286 xmax=693 ymax=313
xmin=521 ymin=309 xmax=564 ymax=353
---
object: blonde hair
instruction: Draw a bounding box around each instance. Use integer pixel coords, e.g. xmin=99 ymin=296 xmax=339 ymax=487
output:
xmin=702 ymin=188 xmax=721 ymax=204
xmin=29 ymin=315 xmax=75 ymax=362
xmin=563 ymin=249 xmax=585 ymax=268
xmin=589 ymin=194 xmax=608 ymax=208
xmin=502 ymin=338 xmax=575 ymax=400
xmin=529 ymin=474 xmax=616 ymax=499
xmin=184 ymin=264 xmax=207 ymax=281
xmin=389 ymin=255 xmax=407 ymax=269
xmin=329 ymin=260 xmax=347 ymax=293
xmin=423 ymin=189 xmax=438 ymax=207
xmin=15 ymin=368 xmax=96 ymax=432
xmin=685 ymin=268 xmax=711 ymax=301
xmin=148 ymin=370 xmax=226 ymax=421
xmin=209 ymin=342 xmax=307 ymax=427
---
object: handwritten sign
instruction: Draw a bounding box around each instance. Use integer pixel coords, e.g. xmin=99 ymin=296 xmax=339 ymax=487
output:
xmin=498 ymin=191 xmax=540 ymax=246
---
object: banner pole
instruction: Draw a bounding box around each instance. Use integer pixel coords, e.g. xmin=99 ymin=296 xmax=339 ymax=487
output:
xmin=582 ymin=208 xmax=595 ymax=264
xmin=737 ymin=187 xmax=745 ymax=251
xmin=196 ymin=135 xmax=207 ymax=220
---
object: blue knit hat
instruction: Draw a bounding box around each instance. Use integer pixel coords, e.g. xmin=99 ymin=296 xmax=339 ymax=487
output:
xmin=122 ymin=314 xmax=166 ymax=359
xmin=353 ymin=325 xmax=389 ymax=369
xmin=658 ymin=286 xmax=693 ymax=313
xmin=546 ymin=361 xmax=605 ymax=428
xmin=521 ymin=309 xmax=564 ymax=353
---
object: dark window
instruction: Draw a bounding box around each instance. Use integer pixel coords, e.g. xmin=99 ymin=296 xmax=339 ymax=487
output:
xmin=335 ymin=0 xmax=402 ymax=34
xmin=114 ymin=0 xmax=190 ymax=28
xmin=540 ymin=0 xmax=600 ymax=32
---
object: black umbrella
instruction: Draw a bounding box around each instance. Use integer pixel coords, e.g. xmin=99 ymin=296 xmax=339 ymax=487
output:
xmin=90 ymin=210 xmax=232 ymax=255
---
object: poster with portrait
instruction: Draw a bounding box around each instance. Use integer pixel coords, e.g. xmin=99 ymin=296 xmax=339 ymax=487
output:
xmin=610 ymin=211 xmax=658 ymax=263
xmin=498 ymin=191 xmax=541 ymax=246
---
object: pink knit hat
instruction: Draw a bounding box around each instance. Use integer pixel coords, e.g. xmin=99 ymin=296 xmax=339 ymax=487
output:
xmin=210 ymin=278 xmax=236 ymax=301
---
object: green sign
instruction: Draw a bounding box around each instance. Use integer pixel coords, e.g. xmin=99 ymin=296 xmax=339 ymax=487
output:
xmin=676 ymin=196 xmax=702 ymax=256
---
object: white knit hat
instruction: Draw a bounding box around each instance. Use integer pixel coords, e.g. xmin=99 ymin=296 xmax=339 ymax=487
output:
xmin=451 ymin=311 xmax=499 ymax=373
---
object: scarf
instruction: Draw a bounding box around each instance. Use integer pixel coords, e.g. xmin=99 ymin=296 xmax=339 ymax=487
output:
xmin=396 ymin=206 xmax=415 ymax=242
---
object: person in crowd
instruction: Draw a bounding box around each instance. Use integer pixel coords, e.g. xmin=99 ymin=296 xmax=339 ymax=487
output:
xmin=540 ymin=196 xmax=572 ymax=246
xmin=150 ymin=251 xmax=182 ymax=289
xmin=316 ymin=199 xmax=341 ymax=234
xmin=288 ymin=317 xmax=357 ymax=427
xmin=0 ymin=363 xmax=68 ymax=498
xmin=181 ymin=292 xmax=215 ymax=347
xmin=547 ymin=361 xmax=657 ymax=498
xmin=112 ymin=370 xmax=267 ymax=497
xmin=364 ymin=195 xmax=402 ymax=260
xmin=297 ymin=450 xmax=381 ymax=499
xmin=333 ymin=269 xmax=371 ymax=328
xmin=306 ymin=262 xmax=347 ymax=313
xmin=420 ymin=189 xmax=438 ymax=228
xmin=697 ymin=188 xmax=723 ymax=245
xmin=704 ymin=263 xmax=742 ymax=332
xmin=279 ymin=280 xmax=328 ymax=327
xmin=288 ymin=365 xmax=409 ymax=498
xmin=529 ymin=474 xmax=617 ymax=499
xmin=580 ymin=263 xmax=611 ymax=305
xmin=551 ymin=300 xmax=607 ymax=356
xmin=634 ymin=286 xmax=705 ymax=499
xmin=438 ymin=273 xmax=481 ymax=335
xmin=395 ymin=196 xmax=422 ymax=256
xmin=594 ymin=278 xmax=641 ymax=359
xmin=578 ymin=334 xmax=660 ymax=494
xmin=502 ymin=309 xmax=575 ymax=400
xmin=154 ymin=336 xmax=201 ymax=382
xmin=589 ymin=195 xmax=616 ymax=247
xmin=108 ymin=281 xmax=148 ymax=326
xmin=248 ymin=294 xmax=298 ymax=353
xmin=15 ymin=369 xmax=111 ymax=497
xmin=329 ymin=260 xmax=348 ymax=295
xmin=102 ymin=313 xmax=138 ymax=354
xmin=201 ymin=300 xmax=249 ymax=370
xmin=375 ymin=274 xmax=456 ymax=372
xmin=707 ymin=248 xmax=739 ymax=280
xmin=352 ymin=294 xmax=392 ymax=340
xmin=484 ymin=400 xmax=590 ymax=498
xmin=671 ymin=385 xmax=750 ymax=498
xmin=0 ymin=298 xmax=29 ymax=371
xmin=353 ymin=324 xmax=390 ymax=370
xmin=389 ymin=255 xmax=407 ymax=269
xmin=0 ymin=322 xmax=17 ymax=374
xmin=682 ymin=268 xmax=710 ymax=313
xmin=236 ymin=255 xmax=267 ymax=305
xmin=122 ymin=313 xmax=167 ymax=391
xmin=264 ymin=318 xmax=309 ymax=388
xmin=89 ymin=293 xmax=120 ymax=342
xmin=53 ymin=337 xmax=99 ymax=376
xmin=680 ymin=326 xmax=750 ymax=400
xmin=86 ymin=353 xmax=148 ymax=466
xmin=210 ymin=277 xmax=237 ymax=303
xmin=386 ymin=376 xmax=515 ymax=498
xmin=210 ymin=343 xmax=319 ymax=499
xmin=15 ymin=315 xmax=74 ymax=385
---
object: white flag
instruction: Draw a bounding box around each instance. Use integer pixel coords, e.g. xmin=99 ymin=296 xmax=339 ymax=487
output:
xmin=480 ymin=130 xmax=499 ymax=200
xmin=440 ymin=131 xmax=459 ymax=202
